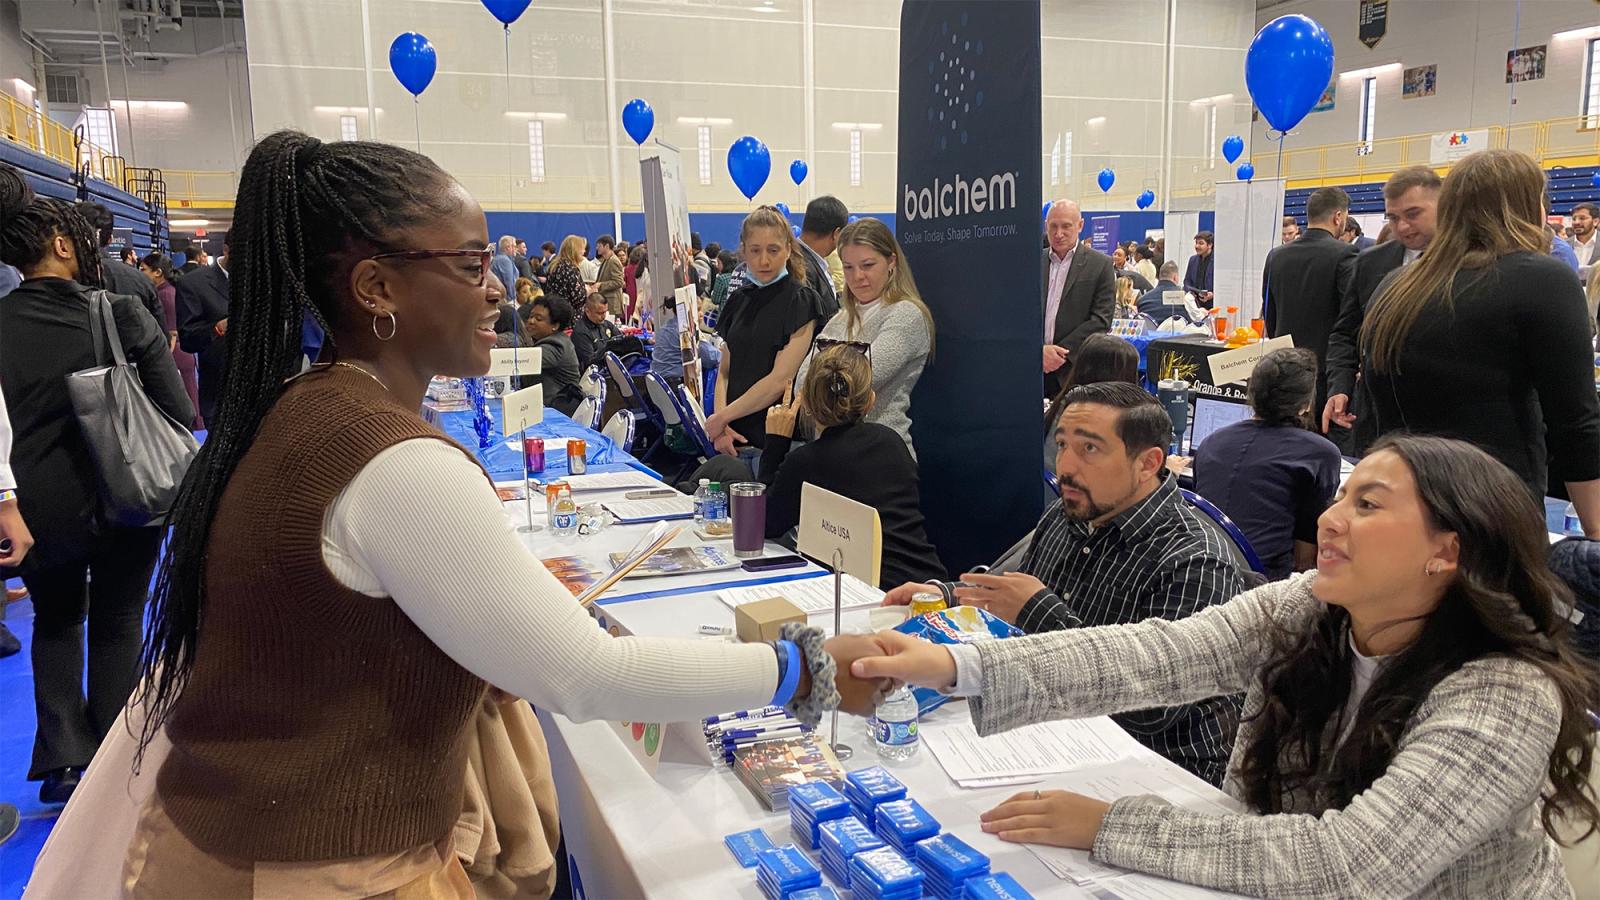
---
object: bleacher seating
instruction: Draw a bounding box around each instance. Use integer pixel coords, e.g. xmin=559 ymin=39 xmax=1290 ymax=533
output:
xmin=1285 ymin=165 xmax=1600 ymax=222
xmin=0 ymin=136 xmax=168 ymax=254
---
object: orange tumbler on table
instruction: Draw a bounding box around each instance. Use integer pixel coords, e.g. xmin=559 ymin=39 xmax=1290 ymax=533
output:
xmin=1250 ymin=317 xmax=1265 ymax=338
xmin=1212 ymin=316 xmax=1229 ymax=341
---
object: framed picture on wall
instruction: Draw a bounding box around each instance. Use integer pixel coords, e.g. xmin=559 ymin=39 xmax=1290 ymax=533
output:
xmin=1311 ymin=77 xmax=1336 ymax=113
xmin=1403 ymin=65 xmax=1437 ymax=99
xmin=1506 ymin=45 xmax=1546 ymax=83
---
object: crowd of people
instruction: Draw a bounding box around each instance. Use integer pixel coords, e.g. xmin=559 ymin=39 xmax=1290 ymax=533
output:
xmin=0 ymin=132 xmax=1595 ymax=898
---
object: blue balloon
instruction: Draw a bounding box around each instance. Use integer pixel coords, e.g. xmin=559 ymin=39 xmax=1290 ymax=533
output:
xmin=793 ymin=225 xmax=801 ymax=237
xmin=1042 ymin=201 xmax=1052 ymax=224
xmin=480 ymin=0 xmax=532 ymax=25
xmin=1136 ymin=190 xmax=1155 ymax=210
xmin=621 ymin=99 xmax=653 ymax=146
xmin=1237 ymin=162 xmax=1256 ymax=182
xmin=1222 ymin=135 xmax=1245 ymax=164
xmin=388 ymin=32 xmax=437 ymax=97
xmin=1246 ymin=14 xmax=1335 ymax=133
xmin=1592 ymin=172 xmax=1600 ymax=188
xmin=789 ymin=160 xmax=808 ymax=186
xmin=774 ymin=202 xmax=791 ymax=219
xmin=848 ymin=215 xmax=860 ymax=223
xmin=1097 ymin=168 xmax=1115 ymax=193
xmin=727 ymin=136 xmax=771 ymax=201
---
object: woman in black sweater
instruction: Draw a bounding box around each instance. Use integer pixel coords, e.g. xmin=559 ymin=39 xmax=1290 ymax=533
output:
xmin=760 ymin=345 xmax=944 ymax=589
xmin=1359 ymin=149 xmax=1600 ymax=533
xmin=0 ymin=165 xmax=190 ymax=803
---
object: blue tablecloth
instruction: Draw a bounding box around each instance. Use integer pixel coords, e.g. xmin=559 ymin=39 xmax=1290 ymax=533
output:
xmin=436 ymin=405 xmax=652 ymax=483
xmin=1115 ymin=330 xmax=1189 ymax=374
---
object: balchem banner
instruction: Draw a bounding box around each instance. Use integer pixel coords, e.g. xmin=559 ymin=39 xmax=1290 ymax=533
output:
xmin=901 ymin=0 xmax=1043 ymax=575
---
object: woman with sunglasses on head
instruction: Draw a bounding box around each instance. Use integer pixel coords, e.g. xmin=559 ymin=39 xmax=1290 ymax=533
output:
xmin=37 ymin=132 xmax=888 ymax=896
xmin=763 ymin=346 xmax=943 ymax=589
xmin=794 ymin=218 xmax=934 ymax=458
xmin=707 ymin=206 xmax=831 ymax=473
xmin=856 ymin=434 xmax=1600 ymax=899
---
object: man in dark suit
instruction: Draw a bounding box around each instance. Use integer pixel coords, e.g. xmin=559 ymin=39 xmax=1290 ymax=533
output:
xmin=1136 ymin=260 xmax=1184 ymax=320
xmin=1263 ymin=186 xmax=1358 ymax=413
xmin=1042 ymin=198 xmax=1116 ymax=398
xmin=1323 ymin=166 xmax=1441 ymax=448
xmin=176 ymin=232 xmax=231 ymax=428
xmin=1183 ymin=231 xmax=1215 ymax=308
xmin=75 ymin=202 xmax=162 ymax=326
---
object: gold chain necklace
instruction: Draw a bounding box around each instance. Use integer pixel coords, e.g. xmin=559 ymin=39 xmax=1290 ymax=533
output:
xmin=331 ymin=361 xmax=388 ymax=391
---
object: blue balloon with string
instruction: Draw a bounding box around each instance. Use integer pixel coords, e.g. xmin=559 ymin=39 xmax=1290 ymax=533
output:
xmin=1237 ymin=162 xmax=1256 ymax=182
xmin=775 ymin=202 xmax=791 ymax=219
xmin=621 ymin=99 xmax=654 ymax=146
xmin=1042 ymin=201 xmax=1052 ymax=224
xmin=388 ymin=32 xmax=437 ymax=97
xmin=790 ymin=160 xmax=808 ymax=186
xmin=1592 ymin=172 xmax=1600 ymax=188
xmin=1136 ymin=190 xmax=1155 ymax=210
xmin=727 ymin=136 xmax=771 ymax=200
xmin=1246 ymin=14 xmax=1335 ymax=133
xmin=1097 ymin=168 xmax=1115 ymax=193
xmin=1222 ymin=135 xmax=1245 ymax=164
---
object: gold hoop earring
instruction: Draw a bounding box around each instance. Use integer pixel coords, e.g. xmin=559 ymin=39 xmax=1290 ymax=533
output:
xmin=373 ymin=311 xmax=397 ymax=342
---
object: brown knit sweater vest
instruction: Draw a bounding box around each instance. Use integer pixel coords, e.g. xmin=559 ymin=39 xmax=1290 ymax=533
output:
xmin=157 ymin=367 xmax=489 ymax=862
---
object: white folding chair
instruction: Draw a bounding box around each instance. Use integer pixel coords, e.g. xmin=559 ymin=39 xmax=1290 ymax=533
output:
xmin=601 ymin=409 xmax=637 ymax=451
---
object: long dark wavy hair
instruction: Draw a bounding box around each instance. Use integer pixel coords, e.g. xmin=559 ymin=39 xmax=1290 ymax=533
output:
xmin=1043 ymin=332 xmax=1140 ymax=432
xmin=1234 ymin=434 xmax=1600 ymax=842
xmin=131 ymin=131 xmax=462 ymax=757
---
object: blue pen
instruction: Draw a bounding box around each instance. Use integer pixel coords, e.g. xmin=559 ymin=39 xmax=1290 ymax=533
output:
xmin=704 ymin=706 xmax=786 ymax=725
xmin=705 ymin=712 xmax=794 ymax=731
xmin=718 ymin=722 xmax=807 ymax=741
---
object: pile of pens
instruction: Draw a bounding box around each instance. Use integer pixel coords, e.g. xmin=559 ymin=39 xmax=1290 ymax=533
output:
xmin=704 ymin=706 xmax=814 ymax=764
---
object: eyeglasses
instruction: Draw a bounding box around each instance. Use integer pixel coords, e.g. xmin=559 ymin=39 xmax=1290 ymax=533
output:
xmin=368 ymin=248 xmax=493 ymax=287
xmin=813 ymin=338 xmax=872 ymax=362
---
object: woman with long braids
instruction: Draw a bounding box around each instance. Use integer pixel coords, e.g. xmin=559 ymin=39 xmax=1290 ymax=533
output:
xmin=859 ymin=435 xmax=1600 ymax=898
xmin=75 ymin=132 xmax=886 ymax=896
xmin=0 ymin=164 xmax=191 ymax=804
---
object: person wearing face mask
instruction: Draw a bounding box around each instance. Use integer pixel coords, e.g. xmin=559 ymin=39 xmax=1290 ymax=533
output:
xmin=706 ymin=206 xmax=830 ymax=473
xmin=855 ymin=436 xmax=1599 ymax=900
xmin=21 ymin=132 xmax=887 ymax=896
xmin=1323 ymin=166 xmax=1441 ymax=452
xmin=881 ymin=382 xmax=1246 ymax=785
xmin=792 ymin=218 xmax=934 ymax=457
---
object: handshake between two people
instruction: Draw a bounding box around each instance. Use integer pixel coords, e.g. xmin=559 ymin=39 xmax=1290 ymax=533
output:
xmin=818 ymin=630 xmax=961 ymax=717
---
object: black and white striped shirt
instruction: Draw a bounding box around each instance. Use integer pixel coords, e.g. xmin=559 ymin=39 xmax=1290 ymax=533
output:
xmin=1013 ymin=472 xmax=1245 ymax=785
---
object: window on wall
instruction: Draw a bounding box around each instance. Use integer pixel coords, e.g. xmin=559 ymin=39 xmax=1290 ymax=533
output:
xmin=1050 ymin=134 xmax=1061 ymax=186
xmin=339 ymin=115 xmax=358 ymax=142
xmin=528 ymin=120 xmax=545 ymax=182
xmin=849 ymin=128 xmax=862 ymax=187
xmin=1205 ymin=106 xmax=1217 ymax=169
xmin=1357 ymin=76 xmax=1377 ymax=155
xmin=1062 ymin=131 xmax=1073 ymax=181
xmin=81 ymin=107 xmax=117 ymax=155
xmin=1584 ymin=38 xmax=1600 ymax=129
xmin=697 ymin=125 xmax=712 ymax=185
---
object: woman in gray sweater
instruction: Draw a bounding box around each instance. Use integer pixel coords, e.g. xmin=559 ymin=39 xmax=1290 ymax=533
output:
xmin=858 ymin=434 xmax=1598 ymax=898
xmin=795 ymin=218 xmax=932 ymax=458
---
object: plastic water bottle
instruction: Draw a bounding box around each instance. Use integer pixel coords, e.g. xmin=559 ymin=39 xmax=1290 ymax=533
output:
xmin=708 ymin=481 xmax=729 ymax=524
xmin=873 ymin=686 xmax=920 ymax=761
xmin=693 ymin=479 xmax=711 ymax=525
xmin=553 ymin=485 xmax=577 ymax=537
xmin=1565 ymin=501 xmax=1582 ymax=536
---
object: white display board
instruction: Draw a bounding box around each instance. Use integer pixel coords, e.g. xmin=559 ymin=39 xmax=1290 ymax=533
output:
xmin=1163 ymin=210 xmax=1201 ymax=293
xmin=1213 ymin=177 xmax=1284 ymax=324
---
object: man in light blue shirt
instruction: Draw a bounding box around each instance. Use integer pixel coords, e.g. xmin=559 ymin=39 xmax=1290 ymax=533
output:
xmin=491 ymin=235 xmax=519 ymax=296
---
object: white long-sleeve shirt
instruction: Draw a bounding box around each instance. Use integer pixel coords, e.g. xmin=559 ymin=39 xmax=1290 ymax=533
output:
xmin=321 ymin=438 xmax=778 ymax=723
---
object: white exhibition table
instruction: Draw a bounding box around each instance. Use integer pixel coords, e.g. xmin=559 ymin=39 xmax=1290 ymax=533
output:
xmin=506 ymin=488 xmax=1243 ymax=900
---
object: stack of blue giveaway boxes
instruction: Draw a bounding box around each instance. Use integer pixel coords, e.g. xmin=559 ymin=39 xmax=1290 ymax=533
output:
xmin=817 ymin=816 xmax=884 ymax=889
xmin=961 ymin=872 xmax=1036 ymax=899
xmin=847 ymin=846 xmax=926 ymax=900
xmin=842 ymin=766 xmax=907 ymax=830
xmin=914 ymin=833 xmax=991 ymax=900
xmin=873 ymin=798 xmax=941 ymax=855
xmin=756 ymin=844 xmax=823 ymax=900
xmin=788 ymin=781 xmax=851 ymax=849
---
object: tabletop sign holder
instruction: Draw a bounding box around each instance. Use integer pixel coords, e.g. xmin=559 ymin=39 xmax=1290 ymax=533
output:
xmin=501 ymin=383 xmax=544 ymax=533
xmin=796 ymin=483 xmax=882 ymax=761
xmin=1205 ymin=334 xmax=1292 ymax=386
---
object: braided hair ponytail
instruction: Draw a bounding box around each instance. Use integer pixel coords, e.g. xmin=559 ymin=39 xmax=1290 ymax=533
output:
xmin=133 ymin=131 xmax=461 ymax=757
xmin=0 ymin=163 xmax=104 ymax=288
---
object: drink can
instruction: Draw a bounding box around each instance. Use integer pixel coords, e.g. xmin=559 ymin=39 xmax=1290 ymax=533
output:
xmin=909 ymin=592 xmax=946 ymax=617
xmin=567 ymin=438 xmax=587 ymax=475
xmin=523 ymin=438 xmax=545 ymax=473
